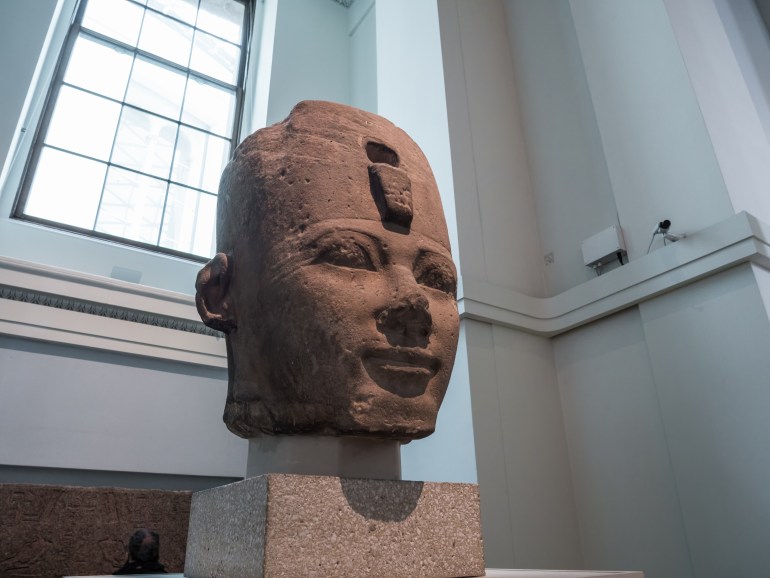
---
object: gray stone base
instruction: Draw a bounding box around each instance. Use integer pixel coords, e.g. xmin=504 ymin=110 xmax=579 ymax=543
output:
xmin=247 ymin=436 xmax=401 ymax=480
xmin=184 ymin=474 xmax=485 ymax=578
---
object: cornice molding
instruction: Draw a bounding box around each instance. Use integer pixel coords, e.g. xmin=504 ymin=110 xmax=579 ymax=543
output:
xmin=458 ymin=211 xmax=770 ymax=336
xmin=0 ymin=256 xmax=227 ymax=367
xmin=1 ymin=212 xmax=766 ymax=365
xmin=0 ymin=285 xmax=217 ymax=336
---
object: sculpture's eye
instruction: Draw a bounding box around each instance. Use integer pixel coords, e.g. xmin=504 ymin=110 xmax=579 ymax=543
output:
xmin=414 ymin=252 xmax=457 ymax=297
xmin=314 ymin=235 xmax=376 ymax=271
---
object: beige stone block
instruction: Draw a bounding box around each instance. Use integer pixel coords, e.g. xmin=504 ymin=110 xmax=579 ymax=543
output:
xmin=184 ymin=474 xmax=485 ymax=578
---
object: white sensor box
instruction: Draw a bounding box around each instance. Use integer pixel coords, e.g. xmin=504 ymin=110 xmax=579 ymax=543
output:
xmin=581 ymin=225 xmax=627 ymax=267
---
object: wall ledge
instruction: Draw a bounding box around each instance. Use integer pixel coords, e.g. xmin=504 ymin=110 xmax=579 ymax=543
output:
xmin=2 ymin=212 xmax=768 ymax=362
xmin=458 ymin=211 xmax=770 ymax=336
xmin=0 ymin=255 xmax=226 ymax=367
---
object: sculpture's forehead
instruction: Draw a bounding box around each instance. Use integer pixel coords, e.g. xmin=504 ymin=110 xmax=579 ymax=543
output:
xmin=259 ymin=106 xmax=428 ymax=177
xmin=240 ymin=110 xmax=450 ymax=251
xmin=284 ymin=100 xmax=413 ymax=147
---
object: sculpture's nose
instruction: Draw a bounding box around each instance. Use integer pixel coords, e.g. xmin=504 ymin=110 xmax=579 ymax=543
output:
xmin=376 ymin=269 xmax=432 ymax=346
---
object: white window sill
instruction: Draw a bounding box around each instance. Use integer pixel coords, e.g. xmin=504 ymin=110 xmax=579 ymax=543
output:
xmin=0 ymin=254 xmax=226 ymax=367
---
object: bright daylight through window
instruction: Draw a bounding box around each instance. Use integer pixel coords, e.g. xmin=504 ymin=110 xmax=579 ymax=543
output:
xmin=15 ymin=0 xmax=250 ymax=260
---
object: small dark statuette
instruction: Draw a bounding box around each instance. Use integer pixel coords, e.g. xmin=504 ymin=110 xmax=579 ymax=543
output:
xmin=196 ymin=101 xmax=459 ymax=441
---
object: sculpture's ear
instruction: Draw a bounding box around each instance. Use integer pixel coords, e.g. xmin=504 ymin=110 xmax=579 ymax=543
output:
xmin=195 ymin=252 xmax=236 ymax=333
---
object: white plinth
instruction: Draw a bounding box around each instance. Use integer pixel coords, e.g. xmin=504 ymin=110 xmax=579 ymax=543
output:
xmin=246 ymin=435 xmax=401 ymax=479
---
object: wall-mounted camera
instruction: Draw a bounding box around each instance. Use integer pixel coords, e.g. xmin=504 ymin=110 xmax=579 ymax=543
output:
xmin=647 ymin=219 xmax=686 ymax=253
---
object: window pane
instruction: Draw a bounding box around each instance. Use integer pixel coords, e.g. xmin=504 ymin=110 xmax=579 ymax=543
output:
xmin=45 ymin=86 xmax=121 ymax=161
xmin=95 ymin=167 xmax=167 ymax=243
xmin=64 ymin=34 xmax=133 ymax=100
xmin=19 ymin=0 xmax=247 ymax=259
xmin=25 ymin=147 xmax=106 ymax=229
xmin=138 ymin=10 xmax=193 ymax=67
xmin=171 ymin=126 xmax=230 ymax=192
xmin=112 ymin=107 xmax=178 ymax=178
xmin=182 ymin=78 xmax=235 ymax=136
xmin=160 ymin=185 xmax=217 ymax=256
xmin=147 ymin=0 xmax=198 ymax=25
xmin=198 ymin=0 xmax=245 ymax=44
xmin=190 ymin=30 xmax=239 ymax=85
xmin=125 ymin=56 xmax=187 ymax=119
xmin=82 ymin=0 xmax=144 ymax=46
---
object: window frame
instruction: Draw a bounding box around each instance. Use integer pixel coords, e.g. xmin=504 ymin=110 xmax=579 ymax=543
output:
xmin=11 ymin=0 xmax=253 ymax=263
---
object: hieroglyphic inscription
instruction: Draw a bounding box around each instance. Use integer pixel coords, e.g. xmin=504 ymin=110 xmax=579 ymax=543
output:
xmin=0 ymin=484 xmax=191 ymax=578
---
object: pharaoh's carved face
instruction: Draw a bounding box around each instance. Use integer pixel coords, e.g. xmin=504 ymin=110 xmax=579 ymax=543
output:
xmin=196 ymin=101 xmax=459 ymax=440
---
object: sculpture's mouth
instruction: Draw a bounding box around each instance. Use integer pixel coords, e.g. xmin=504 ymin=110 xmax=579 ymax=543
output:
xmin=362 ymin=347 xmax=439 ymax=397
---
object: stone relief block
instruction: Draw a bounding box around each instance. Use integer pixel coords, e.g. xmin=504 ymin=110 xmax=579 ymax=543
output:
xmin=0 ymin=484 xmax=191 ymax=578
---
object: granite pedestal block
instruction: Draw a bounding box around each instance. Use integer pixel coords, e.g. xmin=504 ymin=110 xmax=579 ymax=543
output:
xmin=184 ymin=474 xmax=485 ymax=578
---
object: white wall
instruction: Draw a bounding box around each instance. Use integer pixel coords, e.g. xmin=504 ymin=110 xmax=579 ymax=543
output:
xmin=713 ymin=0 xmax=770 ymax=145
xmin=250 ymin=0 xmax=375 ymax=128
xmin=375 ymin=0 xmax=459 ymax=263
xmin=374 ymin=0 xmax=476 ymax=484
xmin=569 ymin=0 xmax=733 ymax=258
xmin=0 ymin=0 xmax=56 ymax=176
xmin=349 ymin=0 xmax=377 ymax=113
xmin=400 ymin=322 xmax=477 ymax=484
xmin=439 ymin=1 xmax=770 ymax=575
xmin=555 ymin=308 xmax=694 ymax=578
xmin=680 ymin=0 xmax=770 ymax=226
xmin=639 ymin=264 xmax=770 ymax=578
xmin=5 ymin=4 xmax=770 ymax=576
xmin=437 ymin=0 xmax=584 ymax=566
xmin=503 ymin=0 xmax=618 ymax=295
xmin=0 ymin=0 xmax=242 ymax=488
xmin=0 ymin=1 xmax=246 ymax=489
xmin=468 ymin=319 xmax=582 ymax=569
xmin=438 ymin=0 xmax=544 ymax=296
xmin=265 ymin=0 xmax=350 ymax=125
xmin=0 ymin=0 xmax=477 ymax=490
xmin=0 ymin=0 xmax=210 ymax=294
xmin=0 ymin=336 xmax=246 ymax=482
xmin=554 ymin=266 xmax=770 ymax=578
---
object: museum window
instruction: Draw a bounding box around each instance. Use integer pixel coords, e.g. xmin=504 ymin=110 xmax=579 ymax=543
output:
xmin=13 ymin=0 xmax=252 ymax=261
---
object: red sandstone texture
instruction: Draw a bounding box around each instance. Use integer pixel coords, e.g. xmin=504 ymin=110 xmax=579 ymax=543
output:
xmin=196 ymin=100 xmax=460 ymax=441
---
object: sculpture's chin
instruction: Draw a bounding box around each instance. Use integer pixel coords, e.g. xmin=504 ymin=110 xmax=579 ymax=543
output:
xmin=223 ymin=399 xmax=437 ymax=442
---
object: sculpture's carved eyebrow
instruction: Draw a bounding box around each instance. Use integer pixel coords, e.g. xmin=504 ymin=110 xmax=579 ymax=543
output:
xmin=303 ymin=228 xmax=386 ymax=264
xmin=415 ymin=247 xmax=455 ymax=263
xmin=413 ymin=249 xmax=458 ymax=278
xmin=270 ymin=220 xmax=453 ymax=274
xmin=305 ymin=228 xmax=453 ymax=269
xmin=305 ymin=227 xmax=384 ymax=250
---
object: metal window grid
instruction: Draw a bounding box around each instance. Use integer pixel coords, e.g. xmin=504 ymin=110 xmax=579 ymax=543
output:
xmin=13 ymin=0 xmax=252 ymax=262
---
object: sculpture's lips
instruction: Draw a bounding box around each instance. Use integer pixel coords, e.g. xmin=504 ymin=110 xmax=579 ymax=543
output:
xmin=362 ymin=348 xmax=439 ymax=398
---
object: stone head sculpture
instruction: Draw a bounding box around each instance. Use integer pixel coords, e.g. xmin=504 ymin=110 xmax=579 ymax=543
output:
xmin=195 ymin=101 xmax=459 ymax=442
